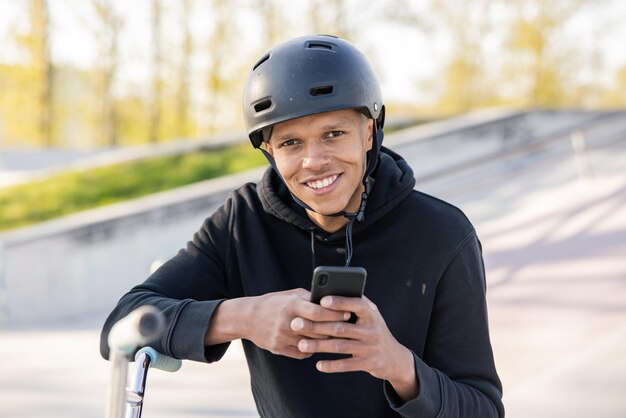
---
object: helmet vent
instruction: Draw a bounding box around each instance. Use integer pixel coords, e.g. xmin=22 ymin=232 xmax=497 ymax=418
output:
xmin=252 ymin=53 xmax=270 ymax=71
xmin=254 ymin=99 xmax=272 ymax=113
xmin=309 ymin=85 xmax=334 ymax=96
xmin=307 ymin=41 xmax=334 ymax=51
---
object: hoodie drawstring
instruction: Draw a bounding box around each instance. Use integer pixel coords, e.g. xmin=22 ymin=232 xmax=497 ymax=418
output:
xmin=310 ymin=216 xmax=357 ymax=271
xmin=310 ymin=229 xmax=317 ymax=272
xmin=344 ymin=217 xmax=356 ymax=267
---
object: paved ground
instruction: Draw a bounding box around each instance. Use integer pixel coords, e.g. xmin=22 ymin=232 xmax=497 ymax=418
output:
xmin=437 ymin=129 xmax=626 ymax=417
xmin=477 ymin=174 xmax=626 ymax=418
xmin=0 ymin=133 xmax=624 ymax=417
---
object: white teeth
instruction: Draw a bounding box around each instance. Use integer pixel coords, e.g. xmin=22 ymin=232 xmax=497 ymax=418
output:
xmin=307 ymin=175 xmax=337 ymax=189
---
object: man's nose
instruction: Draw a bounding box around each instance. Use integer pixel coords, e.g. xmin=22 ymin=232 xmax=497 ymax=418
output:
xmin=302 ymin=142 xmax=330 ymax=170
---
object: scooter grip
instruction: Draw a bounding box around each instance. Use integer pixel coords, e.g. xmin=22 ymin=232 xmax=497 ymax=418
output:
xmin=135 ymin=346 xmax=182 ymax=372
xmin=107 ymin=305 xmax=165 ymax=354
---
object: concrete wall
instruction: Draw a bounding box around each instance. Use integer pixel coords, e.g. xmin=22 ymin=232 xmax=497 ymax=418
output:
xmin=0 ymin=168 xmax=265 ymax=327
xmin=389 ymin=109 xmax=619 ymax=181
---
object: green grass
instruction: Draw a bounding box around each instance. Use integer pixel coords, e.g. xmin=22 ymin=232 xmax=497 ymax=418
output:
xmin=0 ymin=144 xmax=268 ymax=232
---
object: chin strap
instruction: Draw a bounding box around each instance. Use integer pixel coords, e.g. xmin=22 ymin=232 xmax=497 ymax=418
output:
xmin=343 ymin=179 xmax=371 ymax=266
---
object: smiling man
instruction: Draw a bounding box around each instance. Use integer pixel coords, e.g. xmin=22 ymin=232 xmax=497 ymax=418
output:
xmin=101 ymin=35 xmax=504 ymax=417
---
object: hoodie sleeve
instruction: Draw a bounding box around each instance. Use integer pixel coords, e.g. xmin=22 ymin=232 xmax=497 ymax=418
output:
xmin=100 ymin=196 xmax=236 ymax=364
xmin=383 ymin=232 xmax=505 ymax=417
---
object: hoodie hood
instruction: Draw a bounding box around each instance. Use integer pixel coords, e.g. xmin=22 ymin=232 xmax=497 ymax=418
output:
xmin=258 ymin=147 xmax=416 ymax=238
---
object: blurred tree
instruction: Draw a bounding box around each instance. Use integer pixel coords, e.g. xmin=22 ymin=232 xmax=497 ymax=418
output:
xmin=2 ymin=0 xmax=55 ymax=147
xmin=176 ymin=0 xmax=194 ymax=138
xmin=204 ymin=0 xmax=236 ymax=136
xmin=388 ymin=0 xmax=611 ymax=113
xmin=0 ymin=64 xmax=36 ymax=146
xmin=598 ymin=66 xmax=626 ymax=107
xmin=308 ymin=0 xmax=351 ymax=39
xmin=614 ymin=67 xmax=626 ymax=107
xmin=386 ymin=0 xmax=498 ymax=114
xmin=254 ymin=0 xmax=283 ymax=47
xmin=115 ymin=92 xmax=150 ymax=145
xmin=90 ymin=0 xmax=121 ymax=147
xmin=430 ymin=0 xmax=498 ymax=114
xmin=504 ymin=0 xmax=590 ymax=107
xmin=382 ymin=0 xmax=432 ymax=30
xmin=30 ymin=0 xmax=54 ymax=147
xmin=149 ymin=0 xmax=163 ymax=143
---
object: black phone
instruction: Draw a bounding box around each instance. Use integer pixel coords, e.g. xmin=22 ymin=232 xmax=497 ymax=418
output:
xmin=310 ymin=266 xmax=367 ymax=324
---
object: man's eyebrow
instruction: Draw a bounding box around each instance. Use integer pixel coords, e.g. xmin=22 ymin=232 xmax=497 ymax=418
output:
xmin=269 ymin=132 xmax=297 ymax=143
xmin=320 ymin=118 xmax=356 ymax=130
xmin=269 ymin=117 xmax=360 ymax=143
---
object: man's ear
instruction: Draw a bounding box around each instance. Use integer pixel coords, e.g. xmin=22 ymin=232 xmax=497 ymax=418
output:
xmin=265 ymin=141 xmax=274 ymax=157
xmin=365 ymin=118 xmax=374 ymax=151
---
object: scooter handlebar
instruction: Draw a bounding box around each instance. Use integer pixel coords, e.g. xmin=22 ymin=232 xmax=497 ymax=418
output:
xmin=107 ymin=305 xmax=165 ymax=355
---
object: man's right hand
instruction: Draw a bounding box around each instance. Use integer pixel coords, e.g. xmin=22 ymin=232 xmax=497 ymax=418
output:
xmin=204 ymin=288 xmax=350 ymax=359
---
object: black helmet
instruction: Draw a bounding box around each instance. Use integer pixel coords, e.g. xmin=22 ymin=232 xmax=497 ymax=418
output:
xmin=243 ymin=34 xmax=384 ymax=148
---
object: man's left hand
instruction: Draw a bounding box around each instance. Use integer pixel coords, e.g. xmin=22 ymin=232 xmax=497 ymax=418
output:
xmin=291 ymin=295 xmax=419 ymax=401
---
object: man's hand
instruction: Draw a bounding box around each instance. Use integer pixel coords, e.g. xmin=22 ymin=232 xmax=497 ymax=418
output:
xmin=205 ymin=288 xmax=350 ymax=360
xmin=291 ymin=295 xmax=419 ymax=402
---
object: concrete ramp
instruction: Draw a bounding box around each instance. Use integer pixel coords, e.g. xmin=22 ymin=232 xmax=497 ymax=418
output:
xmin=0 ymin=108 xmax=624 ymax=327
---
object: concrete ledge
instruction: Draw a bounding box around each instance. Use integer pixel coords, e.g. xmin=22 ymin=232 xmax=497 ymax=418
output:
xmin=0 ymin=133 xmax=248 ymax=188
xmin=0 ymin=167 xmax=267 ymax=246
xmin=385 ymin=107 xmax=524 ymax=148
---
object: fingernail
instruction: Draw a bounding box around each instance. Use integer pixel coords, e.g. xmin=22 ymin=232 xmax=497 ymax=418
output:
xmin=298 ymin=340 xmax=308 ymax=352
xmin=291 ymin=318 xmax=304 ymax=330
xmin=321 ymin=297 xmax=332 ymax=307
xmin=344 ymin=312 xmax=351 ymax=320
xmin=316 ymin=361 xmax=324 ymax=371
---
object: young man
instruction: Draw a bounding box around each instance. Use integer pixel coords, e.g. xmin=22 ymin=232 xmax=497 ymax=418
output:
xmin=101 ymin=35 xmax=504 ymax=417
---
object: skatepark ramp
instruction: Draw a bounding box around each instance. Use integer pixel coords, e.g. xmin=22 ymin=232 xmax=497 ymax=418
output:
xmin=1 ymin=108 xmax=624 ymax=327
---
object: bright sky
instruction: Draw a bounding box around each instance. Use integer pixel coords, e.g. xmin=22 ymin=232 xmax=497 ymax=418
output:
xmin=1 ymin=0 xmax=626 ymax=106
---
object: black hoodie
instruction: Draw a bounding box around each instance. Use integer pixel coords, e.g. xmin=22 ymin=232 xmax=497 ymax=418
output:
xmin=100 ymin=148 xmax=504 ymax=417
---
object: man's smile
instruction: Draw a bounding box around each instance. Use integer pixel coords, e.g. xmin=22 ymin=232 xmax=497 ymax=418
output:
xmin=305 ymin=174 xmax=339 ymax=190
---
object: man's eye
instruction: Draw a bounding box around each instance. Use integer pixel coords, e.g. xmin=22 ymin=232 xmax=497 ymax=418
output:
xmin=280 ymin=139 xmax=299 ymax=147
xmin=327 ymin=130 xmax=344 ymax=138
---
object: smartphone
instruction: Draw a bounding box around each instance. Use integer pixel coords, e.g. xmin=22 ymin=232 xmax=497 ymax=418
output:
xmin=310 ymin=266 xmax=367 ymax=323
